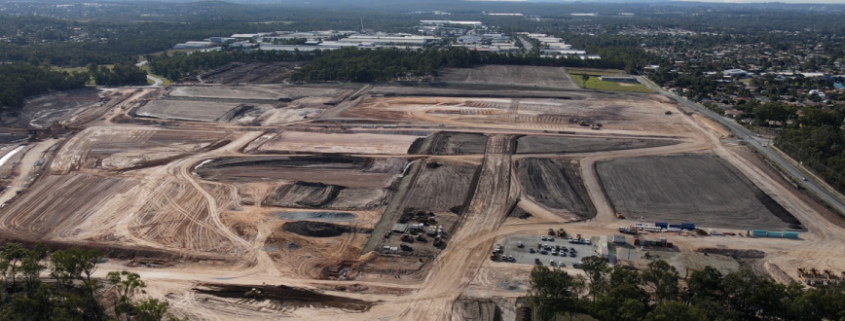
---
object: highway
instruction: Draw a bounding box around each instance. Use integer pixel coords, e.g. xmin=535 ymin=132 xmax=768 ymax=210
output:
xmin=637 ymin=76 xmax=845 ymax=215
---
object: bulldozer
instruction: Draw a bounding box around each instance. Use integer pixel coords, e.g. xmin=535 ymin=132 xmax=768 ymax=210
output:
xmin=616 ymin=213 xmax=626 ymax=219
xmin=245 ymin=288 xmax=263 ymax=300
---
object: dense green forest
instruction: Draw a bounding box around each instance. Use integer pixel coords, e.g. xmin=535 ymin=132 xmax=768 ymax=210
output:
xmin=775 ymin=106 xmax=845 ymax=192
xmin=0 ymin=243 xmax=176 ymax=321
xmin=527 ymin=257 xmax=845 ymax=321
xmin=88 ymin=63 xmax=149 ymax=87
xmin=0 ymin=63 xmax=89 ymax=108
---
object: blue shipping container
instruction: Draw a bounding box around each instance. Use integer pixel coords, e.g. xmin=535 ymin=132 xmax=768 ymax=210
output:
xmin=751 ymin=230 xmax=768 ymax=237
xmin=767 ymin=232 xmax=782 ymax=238
xmin=783 ymin=231 xmax=799 ymax=239
xmin=655 ymin=222 xmax=668 ymax=228
xmin=681 ymin=223 xmax=696 ymax=230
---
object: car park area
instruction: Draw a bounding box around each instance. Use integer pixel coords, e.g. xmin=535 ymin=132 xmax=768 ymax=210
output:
xmin=494 ymin=234 xmax=596 ymax=267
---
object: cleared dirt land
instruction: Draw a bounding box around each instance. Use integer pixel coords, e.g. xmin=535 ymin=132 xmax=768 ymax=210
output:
xmin=263 ymin=182 xmax=389 ymax=210
xmin=516 ymin=158 xmax=594 ymax=218
xmin=0 ymin=88 xmax=103 ymax=128
xmin=134 ymin=99 xmax=272 ymax=122
xmin=515 ymin=135 xmax=679 ymax=154
xmin=0 ymin=173 xmax=137 ymax=238
xmin=403 ymin=160 xmax=480 ymax=213
xmin=167 ymin=85 xmax=352 ymax=102
xmin=247 ymin=131 xmax=423 ymax=155
xmin=194 ymin=156 xmax=404 ymax=189
xmin=409 ymin=132 xmax=488 ymax=155
xmin=436 ymin=65 xmax=579 ymax=89
xmin=597 ymin=154 xmax=801 ymax=230
xmin=52 ymin=127 xmax=230 ymax=172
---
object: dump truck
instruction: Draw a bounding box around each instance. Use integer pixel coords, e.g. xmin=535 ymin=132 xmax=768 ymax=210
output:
xmin=616 ymin=212 xmax=625 ymax=219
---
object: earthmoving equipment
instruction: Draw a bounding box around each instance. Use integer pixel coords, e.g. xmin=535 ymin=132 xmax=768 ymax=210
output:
xmin=400 ymin=244 xmax=413 ymax=251
xmin=245 ymin=288 xmax=263 ymax=299
xmin=616 ymin=213 xmax=626 ymax=219
xmin=556 ymin=228 xmax=567 ymax=237
xmin=400 ymin=234 xmax=414 ymax=243
xmin=591 ymin=123 xmax=602 ymax=130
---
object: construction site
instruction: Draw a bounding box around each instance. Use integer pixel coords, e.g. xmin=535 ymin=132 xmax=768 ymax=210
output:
xmin=0 ymin=64 xmax=843 ymax=320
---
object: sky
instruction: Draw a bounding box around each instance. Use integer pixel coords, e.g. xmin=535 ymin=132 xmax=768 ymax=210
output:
xmin=671 ymin=0 xmax=845 ymax=3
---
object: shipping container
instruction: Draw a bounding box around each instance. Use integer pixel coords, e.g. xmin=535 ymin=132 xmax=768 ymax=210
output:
xmin=634 ymin=238 xmax=640 ymax=246
xmin=655 ymin=222 xmax=669 ymax=229
xmin=767 ymin=232 xmax=783 ymax=238
xmin=783 ymin=231 xmax=799 ymax=239
xmin=669 ymin=224 xmax=682 ymax=229
xmin=751 ymin=230 xmax=768 ymax=237
xmin=681 ymin=223 xmax=696 ymax=230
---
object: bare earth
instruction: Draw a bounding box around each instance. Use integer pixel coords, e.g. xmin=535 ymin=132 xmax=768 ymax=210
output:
xmin=0 ymin=65 xmax=843 ymax=321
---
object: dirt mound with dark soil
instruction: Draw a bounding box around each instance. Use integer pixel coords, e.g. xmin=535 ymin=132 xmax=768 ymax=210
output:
xmin=516 ymin=135 xmax=679 ymax=154
xmin=404 ymin=161 xmax=480 ymax=214
xmin=409 ymin=132 xmax=488 ymax=155
xmin=193 ymin=283 xmax=373 ymax=312
xmin=696 ymin=248 xmax=765 ymax=259
xmin=263 ymin=182 xmax=389 ymax=210
xmin=517 ymin=158 xmax=594 ymax=218
xmin=282 ymin=221 xmax=370 ymax=238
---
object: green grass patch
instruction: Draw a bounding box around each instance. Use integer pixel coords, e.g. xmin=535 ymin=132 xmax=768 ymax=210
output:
xmin=569 ymin=73 xmax=654 ymax=93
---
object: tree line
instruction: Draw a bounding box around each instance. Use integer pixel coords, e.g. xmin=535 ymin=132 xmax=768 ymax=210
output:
xmin=146 ymin=46 xmax=654 ymax=83
xmin=0 ymin=243 xmax=178 ymax=321
xmin=527 ymin=257 xmax=845 ymax=321
xmin=0 ymin=63 xmax=89 ymax=109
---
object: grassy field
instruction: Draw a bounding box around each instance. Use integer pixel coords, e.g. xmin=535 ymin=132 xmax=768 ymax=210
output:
xmin=569 ymin=72 xmax=654 ymax=93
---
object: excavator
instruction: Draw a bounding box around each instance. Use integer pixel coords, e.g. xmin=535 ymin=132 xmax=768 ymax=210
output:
xmin=245 ymin=288 xmax=263 ymax=300
xmin=616 ymin=212 xmax=626 ymax=219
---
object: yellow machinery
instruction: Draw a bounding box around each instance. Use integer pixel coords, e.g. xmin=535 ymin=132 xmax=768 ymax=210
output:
xmin=616 ymin=213 xmax=625 ymax=219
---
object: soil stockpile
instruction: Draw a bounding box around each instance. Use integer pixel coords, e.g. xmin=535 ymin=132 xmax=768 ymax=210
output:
xmin=281 ymin=221 xmax=361 ymax=237
xmin=516 ymin=135 xmax=678 ymax=154
xmin=134 ymin=99 xmax=271 ymax=122
xmin=263 ymin=182 xmax=389 ymax=210
xmin=195 ymin=156 xmax=401 ymax=189
xmin=274 ymin=212 xmax=356 ymax=221
xmin=193 ymin=283 xmax=373 ymax=312
xmin=597 ymin=154 xmax=801 ymax=230
xmin=516 ymin=158 xmax=594 ymax=217
xmin=409 ymin=132 xmax=487 ymax=155
xmin=404 ymin=161 xmax=480 ymax=214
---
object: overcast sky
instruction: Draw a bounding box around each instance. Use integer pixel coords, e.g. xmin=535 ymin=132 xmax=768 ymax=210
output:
xmin=671 ymin=0 xmax=845 ymax=3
